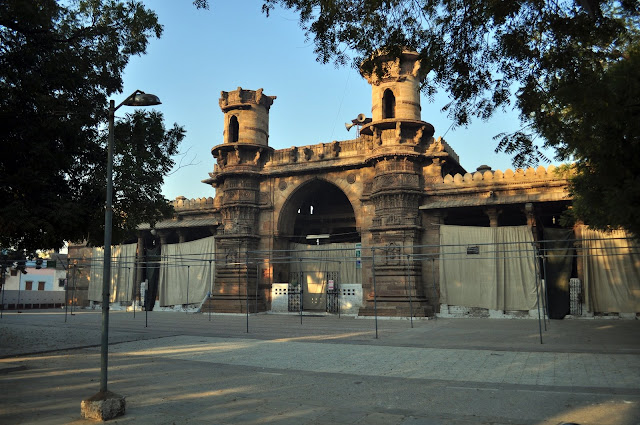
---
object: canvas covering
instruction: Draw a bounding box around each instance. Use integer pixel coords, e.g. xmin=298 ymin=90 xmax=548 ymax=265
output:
xmin=158 ymin=236 xmax=216 ymax=306
xmin=439 ymin=225 xmax=538 ymax=311
xmin=88 ymin=243 xmax=137 ymax=302
xmin=288 ymin=242 xmax=362 ymax=284
xmin=581 ymin=227 xmax=640 ymax=313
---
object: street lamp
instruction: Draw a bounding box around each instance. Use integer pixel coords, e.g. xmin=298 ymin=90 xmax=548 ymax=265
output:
xmin=101 ymin=90 xmax=160 ymax=393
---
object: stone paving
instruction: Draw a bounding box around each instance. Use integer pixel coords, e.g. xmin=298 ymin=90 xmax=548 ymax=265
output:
xmin=105 ymin=335 xmax=640 ymax=389
xmin=1 ymin=310 xmax=639 ymax=424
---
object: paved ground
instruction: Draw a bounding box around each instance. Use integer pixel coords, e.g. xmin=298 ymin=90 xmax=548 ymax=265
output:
xmin=0 ymin=310 xmax=639 ymax=424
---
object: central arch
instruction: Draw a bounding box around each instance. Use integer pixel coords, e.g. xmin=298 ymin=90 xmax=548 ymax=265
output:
xmin=278 ymin=179 xmax=359 ymax=245
xmin=275 ymin=179 xmax=361 ymax=311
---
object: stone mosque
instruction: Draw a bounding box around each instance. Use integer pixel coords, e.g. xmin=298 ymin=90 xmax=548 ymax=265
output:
xmin=126 ymin=50 xmax=575 ymax=318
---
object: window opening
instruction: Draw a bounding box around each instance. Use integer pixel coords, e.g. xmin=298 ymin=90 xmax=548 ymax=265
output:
xmin=229 ymin=115 xmax=239 ymax=143
xmin=383 ymin=89 xmax=396 ymax=119
xmin=38 ymin=281 xmax=45 ymax=291
xmin=25 ymin=281 xmax=33 ymax=290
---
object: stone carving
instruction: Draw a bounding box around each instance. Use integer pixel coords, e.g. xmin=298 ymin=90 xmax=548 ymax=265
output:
xmin=253 ymin=148 xmax=262 ymax=165
xmin=332 ymin=141 xmax=341 ymax=157
xmin=303 ymin=147 xmax=313 ymax=161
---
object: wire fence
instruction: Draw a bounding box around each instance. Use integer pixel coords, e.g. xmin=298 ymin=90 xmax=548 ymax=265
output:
xmin=2 ymin=235 xmax=638 ymax=342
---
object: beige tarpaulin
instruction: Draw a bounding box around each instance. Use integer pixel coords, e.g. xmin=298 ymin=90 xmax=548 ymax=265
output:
xmin=288 ymin=242 xmax=362 ymax=284
xmin=88 ymin=243 xmax=137 ymax=302
xmin=439 ymin=225 xmax=538 ymax=311
xmin=288 ymin=242 xmax=362 ymax=309
xmin=582 ymin=227 xmax=640 ymax=313
xmin=158 ymin=236 xmax=216 ymax=306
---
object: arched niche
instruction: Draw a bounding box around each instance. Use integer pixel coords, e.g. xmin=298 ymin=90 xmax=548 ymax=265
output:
xmin=277 ymin=179 xmax=360 ymax=245
xmin=382 ymin=88 xmax=396 ymax=119
xmin=228 ymin=115 xmax=239 ymax=143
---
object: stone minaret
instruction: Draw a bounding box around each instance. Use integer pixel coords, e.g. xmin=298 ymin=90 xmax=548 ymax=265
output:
xmin=206 ymin=87 xmax=276 ymax=312
xmin=360 ymin=51 xmax=435 ymax=316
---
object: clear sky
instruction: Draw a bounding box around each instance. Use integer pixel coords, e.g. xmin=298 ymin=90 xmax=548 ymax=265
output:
xmin=120 ymin=1 xmax=554 ymax=201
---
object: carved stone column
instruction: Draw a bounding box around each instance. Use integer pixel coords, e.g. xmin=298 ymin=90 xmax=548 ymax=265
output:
xmin=360 ymin=157 xmax=432 ymax=317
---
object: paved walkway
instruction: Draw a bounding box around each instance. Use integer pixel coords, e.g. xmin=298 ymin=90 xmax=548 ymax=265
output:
xmin=106 ymin=335 xmax=640 ymax=389
xmin=1 ymin=310 xmax=639 ymax=424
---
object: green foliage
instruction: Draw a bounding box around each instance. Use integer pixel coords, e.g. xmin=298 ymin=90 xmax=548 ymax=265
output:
xmin=84 ymin=111 xmax=185 ymax=245
xmin=0 ymin=0 xmax=180 ymax=253
xmin=261 ymin=0 xmax=640 ymax=235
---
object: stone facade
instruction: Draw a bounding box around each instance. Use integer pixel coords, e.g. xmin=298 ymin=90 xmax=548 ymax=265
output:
xmin=140 ymin=51 xmax=570 ymax=317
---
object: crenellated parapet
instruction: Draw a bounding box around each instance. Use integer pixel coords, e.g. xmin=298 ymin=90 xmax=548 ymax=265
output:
xmin=439 ymin=165 xmax=564 ymax=186
xmin=420 ymin=164 xmax=571 ymax=210
xmin=172 ymin=196 xmax=217 ymax=211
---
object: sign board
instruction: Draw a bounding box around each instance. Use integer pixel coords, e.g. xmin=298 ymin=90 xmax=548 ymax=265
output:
xmin=328 ymin=279 xmax=334 ymax=290
xmin=355 ymin=243 xmax=362 ymax=269
xmin=466 ymin=245 xmax=480 ymax=255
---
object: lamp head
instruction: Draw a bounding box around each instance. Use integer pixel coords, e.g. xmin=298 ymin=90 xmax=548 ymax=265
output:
xmin=125 ymin=91 xmax=161 ymax=107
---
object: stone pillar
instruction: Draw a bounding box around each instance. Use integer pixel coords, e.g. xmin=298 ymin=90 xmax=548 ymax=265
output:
xmin=485 ymin=207 xmax=501 ymax=227
xmin=177 ymin=230 xmax=186 ymax=244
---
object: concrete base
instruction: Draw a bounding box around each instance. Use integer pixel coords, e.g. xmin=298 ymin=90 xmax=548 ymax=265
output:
xmin=81 ymin=391 xmax=126 ymax=421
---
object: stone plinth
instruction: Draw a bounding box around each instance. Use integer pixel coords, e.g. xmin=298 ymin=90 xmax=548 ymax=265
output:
xmin=80 ymin=391 xmax=125 ymax=421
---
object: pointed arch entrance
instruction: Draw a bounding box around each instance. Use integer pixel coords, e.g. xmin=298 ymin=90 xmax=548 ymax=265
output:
xmin=277 ymin=179 xmax=361 ymax=311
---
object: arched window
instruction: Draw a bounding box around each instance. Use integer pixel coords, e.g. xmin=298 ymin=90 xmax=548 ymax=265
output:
xmin=228 ymin=115 xmax=239 ymax=143
xmin=382 ymin=89 xmax=395 ymax=119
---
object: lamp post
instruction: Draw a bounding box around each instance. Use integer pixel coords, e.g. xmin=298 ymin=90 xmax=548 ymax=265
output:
xmin=101 ymin=90 xmax=161 ymax=393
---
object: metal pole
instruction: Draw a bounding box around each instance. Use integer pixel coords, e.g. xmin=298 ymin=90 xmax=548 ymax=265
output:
xmin=299 ymin=267 xmax=303 ymax=325
xmin=245 ymin=248 xmax=249 ymax=333
xmin=133 ymin=269 xmax=136 ymax=319
xmin=338 ymin=266 xmax=341 ymax=319
xmin=125 ymin=267 xmax=130 ymax=313
xmin=208 ymin=260 xmax=212 ymax=322
xmin=63 ymin=259 xmax=70 ymax=321
xmin=372 ymin=248 xmax=378 ymax=339
xmin=406 ymin=254 xmax=413 ymax=328
xmin=1 ymin=265 xmax=6 ymax=318
xmin=431 ymin=257 xmax=438 ymax=321
xmin=542 ymin=254 xmax=550 ymax=328
xmin=533 ymin=245 xmax=543 ymax=344
xmin=186 ymin=265 xmax=190 ymax=313
xmin=255 ymin=263 xmax=259 ymax=314
xmin=71 ymin=265 xmax=77 ymax=315
xmin=64 ymin=273 xmax=68 ymax=322
xmin=534 ymin=244 xmax=547 ymax=331
xmin=17 ymin=267 xmax=21 ymax=313
xmin=100 ymin=99 xmax=116 ymax=393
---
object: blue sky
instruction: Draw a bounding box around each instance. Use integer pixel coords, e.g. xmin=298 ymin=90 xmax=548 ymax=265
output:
xmin=120 ymin=1 xmax=552 ymax=201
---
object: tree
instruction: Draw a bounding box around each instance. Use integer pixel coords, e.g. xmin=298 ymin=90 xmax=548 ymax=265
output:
xmin=256 ymin=0 xmax=640 ymax=235
xmin=83 ymin=110 xmax=185 ymax=245
xmin=0 ymin=0 xmax=182 ymax=256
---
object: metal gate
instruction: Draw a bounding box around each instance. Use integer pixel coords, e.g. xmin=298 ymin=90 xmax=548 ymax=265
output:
xmin=288 ymin=272 xmax=302 ymax=312
xmin=288 ymin=271 xmax=340 ymax=313
xmin=326 ymin=271 xmax=339 ymax=314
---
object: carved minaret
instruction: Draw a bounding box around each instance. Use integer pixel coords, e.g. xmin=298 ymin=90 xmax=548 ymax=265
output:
xmin=205 ymin=87 xmax=276 ymax=312
xmin=359 ymin=51 xmax=435 ymax=316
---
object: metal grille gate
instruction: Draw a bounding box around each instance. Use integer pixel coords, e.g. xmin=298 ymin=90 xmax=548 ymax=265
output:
xmin=288 ymin=272 xmax=302 ymax=312
xmin=326 ymin=271 xmax=339 ymax=314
